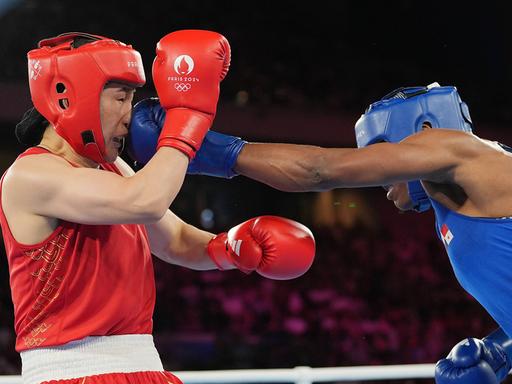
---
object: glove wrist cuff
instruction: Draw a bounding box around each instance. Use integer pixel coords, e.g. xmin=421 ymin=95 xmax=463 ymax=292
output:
xmin=225 ymin=139 xmax=247 ymax=178
xmin=207 ymin=233 xmax=236 ymax=271
xmin=157 ymin=138 xmax=195 ymax=159
xmin=160 ymin=108 xmax=212 ymax=151
xmin=482 ymin=339 xmax=512 ymax=381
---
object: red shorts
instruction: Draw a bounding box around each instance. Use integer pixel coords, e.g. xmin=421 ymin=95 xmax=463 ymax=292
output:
xmin=42 ymin=371 xmax=183 ymax=384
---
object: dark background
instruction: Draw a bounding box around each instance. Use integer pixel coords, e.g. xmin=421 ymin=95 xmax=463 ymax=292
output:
xmin=0 ymin=1 xmax=511 ymax=382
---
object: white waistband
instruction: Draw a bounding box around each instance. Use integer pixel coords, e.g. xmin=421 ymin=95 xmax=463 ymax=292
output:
xmin=20 ymin=334 xmax=164 ymax=384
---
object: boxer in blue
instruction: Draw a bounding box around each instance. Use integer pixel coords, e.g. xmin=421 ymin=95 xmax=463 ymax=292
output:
xmin=129 ymin=83 xmax=512 ymax=383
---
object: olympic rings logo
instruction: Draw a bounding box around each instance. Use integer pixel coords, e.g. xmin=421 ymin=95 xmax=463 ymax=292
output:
xmin=175 ymin=83 xmax=192 ymax=92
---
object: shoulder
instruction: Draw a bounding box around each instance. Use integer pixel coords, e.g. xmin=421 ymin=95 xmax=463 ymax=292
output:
xmin=4 ymin=151 xmax=71 ymax=186
xmin=3 ymin=152 xmax=71 ymax=199
xmin=402 ymin=128 xmax=476 ymax=143
xmin=401 ymin=129 xmax=494 ymax=157
xmin=1 ymin=152 xmax=72 ymax=216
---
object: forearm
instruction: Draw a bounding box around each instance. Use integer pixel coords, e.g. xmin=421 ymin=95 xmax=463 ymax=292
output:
xmin=168 ymin=223 xmax=217 ymax=270
xmin=233 ymin=142 xmax=385 ymax=191
xmin=234 ymin=142 xmax=353 ymax=192
xmin=148 ymin=211 xmax=218 ymax=270
xmin=127 ymin=147 xmax=189 ymax=220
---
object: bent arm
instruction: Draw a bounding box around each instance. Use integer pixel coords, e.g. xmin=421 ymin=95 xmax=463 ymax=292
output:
xmin=234 ymin=130 xmax=476 ymax=191
xmin=146 ymin=210 xmax=217 ymax=270
xmin=113 ymin=156 xmax=218 ymax=269
xmin=4 ymin=147 xmax=188 ymax=225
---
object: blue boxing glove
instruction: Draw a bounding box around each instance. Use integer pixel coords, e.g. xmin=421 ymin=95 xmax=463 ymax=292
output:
xmin=128 ymin=98 xmax=246 ymax=178
xmin=127 ymin=98 xmax=164 ymax=165
xmin=188 ymin=129 xmax=247 ymax=178
xmin=435 ymin=328 xmax=512 ymax=384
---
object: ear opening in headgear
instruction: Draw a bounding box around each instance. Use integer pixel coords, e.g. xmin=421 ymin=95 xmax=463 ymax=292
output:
xmin=58 ymin=99 xmax=69 ymax=109
xmin=56 ymin=83 xmax=66 ymax=93
xmin=81 ymin=130 xmax=95 ymax=145
xmin=56 ymin=82 xmax=69 ymax=109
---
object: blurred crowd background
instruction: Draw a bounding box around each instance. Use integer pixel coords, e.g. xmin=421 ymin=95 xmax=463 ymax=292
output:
xmin=0 ymin=1 xmax=510 ymax=383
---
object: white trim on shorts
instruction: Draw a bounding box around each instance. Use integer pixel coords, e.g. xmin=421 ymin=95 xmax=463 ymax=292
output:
xmin=20 ymin=334 xmax=164 ymax=384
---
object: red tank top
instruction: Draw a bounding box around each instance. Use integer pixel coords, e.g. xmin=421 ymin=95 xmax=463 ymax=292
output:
xmin=0 ymin=147 xmax=156 ymax=351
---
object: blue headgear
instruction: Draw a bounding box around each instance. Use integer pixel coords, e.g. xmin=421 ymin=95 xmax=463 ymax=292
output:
xmin=354 ymin=83 xmax=473 ymax=212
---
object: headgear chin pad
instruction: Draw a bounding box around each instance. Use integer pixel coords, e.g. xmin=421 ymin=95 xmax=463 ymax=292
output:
xmin=354 ymin=82 xmax=473 ymax=212
xmin=27 ymin=32 xmax=146 ymax=163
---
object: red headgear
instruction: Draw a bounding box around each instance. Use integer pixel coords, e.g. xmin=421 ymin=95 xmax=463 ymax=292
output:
xmin=27 ymin=32 xmax=146 ymax=163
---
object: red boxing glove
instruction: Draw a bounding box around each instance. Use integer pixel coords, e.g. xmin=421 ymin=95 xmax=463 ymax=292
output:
xmin=207 ymin=216 xmax=316 ymax=280
xmin=152 ymin=30 xmax=231 ymax=159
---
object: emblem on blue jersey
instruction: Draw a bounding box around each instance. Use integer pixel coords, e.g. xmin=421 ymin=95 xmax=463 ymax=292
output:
xmin=441 ymin=224 xmax=454 ymax=245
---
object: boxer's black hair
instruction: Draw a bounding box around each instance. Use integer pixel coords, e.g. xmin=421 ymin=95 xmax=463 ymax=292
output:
xmin=15 ymin=107 xmax=49 ymax=146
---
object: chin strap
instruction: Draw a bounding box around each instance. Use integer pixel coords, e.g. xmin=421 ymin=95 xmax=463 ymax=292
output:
xmin=120 ymin=137 xmax=126 ymax=154
xmin=407 ymin=181 xmax=431 ymax=212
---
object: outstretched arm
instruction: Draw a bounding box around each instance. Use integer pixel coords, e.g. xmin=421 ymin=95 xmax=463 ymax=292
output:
xmin=234 ymin=129 xmax=478 ymax=191
xmin=128 ymin=100 xmax=481 ymax=192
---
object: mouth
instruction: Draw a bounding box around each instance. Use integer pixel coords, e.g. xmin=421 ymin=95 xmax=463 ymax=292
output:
xmin=112 ymin=137 xmax=125 ymax=150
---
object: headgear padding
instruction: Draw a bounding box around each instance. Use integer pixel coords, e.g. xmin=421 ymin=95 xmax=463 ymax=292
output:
xmin=354 ymin=83 xmax=473 ymax=212
xmin=27 ymin=32 xmax=146 ymax=163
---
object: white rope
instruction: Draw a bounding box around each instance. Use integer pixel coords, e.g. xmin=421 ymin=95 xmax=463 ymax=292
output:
xmin=0 ymin=364 xmax=435 ymax=384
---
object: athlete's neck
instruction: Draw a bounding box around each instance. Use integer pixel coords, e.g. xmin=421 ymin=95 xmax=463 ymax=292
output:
xmin=38 ymin=126 xmax=99 ymax=168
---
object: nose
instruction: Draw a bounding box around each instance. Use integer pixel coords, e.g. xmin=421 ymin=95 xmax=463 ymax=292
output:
xmin=121 ymin=107 xmax=132 ymax=131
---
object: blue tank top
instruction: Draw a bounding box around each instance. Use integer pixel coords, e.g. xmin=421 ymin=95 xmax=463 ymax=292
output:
xmin=430 ymin=198 xmax=512 ymax=336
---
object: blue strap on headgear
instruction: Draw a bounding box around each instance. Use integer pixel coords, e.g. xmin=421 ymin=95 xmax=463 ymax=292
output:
xmin=354 ymin=82 xmax=473 ymax=212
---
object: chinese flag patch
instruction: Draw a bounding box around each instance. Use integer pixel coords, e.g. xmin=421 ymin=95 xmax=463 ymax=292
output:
xmin=441 ymin=223 xmax=454 ymax=245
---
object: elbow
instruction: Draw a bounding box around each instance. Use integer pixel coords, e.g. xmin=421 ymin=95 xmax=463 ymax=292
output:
xmin=143 ymin=204 xmax=167 ymax=223
xmin=314 ymin=167 xmax=341 ymax=191
xmin=294 ymin=159 xmax=335 ymax=192
xmin=267 ymin=154 xmax=330 ymax=193
xmin=301 ymin=162 xmax=351 ymax=192
xmin=127 ymin=195 xmax=169 ymax=224
xmin=122 ymin=177 xmax=171 ymax=223
xmin=272 ymin=170 xmax=329 ymax=193
xmin=283 ymin=171 xmax=327 ymax=192
xmin=308 ymin=166 xmax=333 ymax=191
xmin=298 ymin=149 xmax=339 ymax=191
xmin=305 ymin=175 xmax=333 ymax=192
xmin=141 ymin=198 xmax=169 ymax=223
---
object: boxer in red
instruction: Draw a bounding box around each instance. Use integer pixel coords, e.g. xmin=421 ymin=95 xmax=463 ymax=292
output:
xmin=0 ymin=31 xmax=315 ymax=384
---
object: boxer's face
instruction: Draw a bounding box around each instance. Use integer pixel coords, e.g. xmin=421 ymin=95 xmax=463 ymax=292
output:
xmin=100 ymin=82 xmax=136 ymax=162
xmin=385 ymin=182 xmax=415 ymax=211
